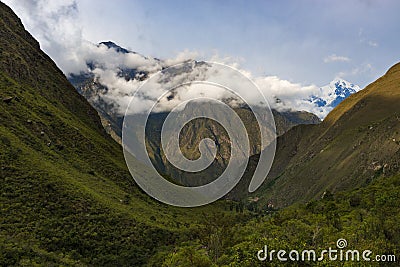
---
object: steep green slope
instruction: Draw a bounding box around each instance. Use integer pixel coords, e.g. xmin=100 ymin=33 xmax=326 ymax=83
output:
xmin=0 ymin=3 xmax=222 ymax=266
xmin=247 ymin=63 xmax=400 ymax=207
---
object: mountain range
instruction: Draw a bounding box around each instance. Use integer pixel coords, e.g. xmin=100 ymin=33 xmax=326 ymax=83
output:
xmin=1 ymin=2 xmax=399 ymax=265
xmin=68 ymin=42 xmax=365 ymax=187
xmin=69 ymin=41 xmax=323 ymax=143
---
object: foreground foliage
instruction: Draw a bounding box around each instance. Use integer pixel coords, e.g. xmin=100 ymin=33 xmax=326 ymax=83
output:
xmin=156 ymin=174 xmax=400 ymax=266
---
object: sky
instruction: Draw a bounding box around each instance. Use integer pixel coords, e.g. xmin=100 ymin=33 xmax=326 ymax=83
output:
xmin=2 ymin=0 xmax=400 ymax=117
xmin=75 ymin=0 xmax=400 ymax=87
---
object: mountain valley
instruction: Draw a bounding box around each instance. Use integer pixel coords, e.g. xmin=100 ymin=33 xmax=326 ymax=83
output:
xmin=1 ymin=2 xmax=399 ymax=266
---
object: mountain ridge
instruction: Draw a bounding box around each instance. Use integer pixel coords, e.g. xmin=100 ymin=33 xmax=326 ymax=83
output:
xmin=242 ymin=62 xmax=400 ymax=207
xmin=0 ymin=3 xmax=223 ymax=265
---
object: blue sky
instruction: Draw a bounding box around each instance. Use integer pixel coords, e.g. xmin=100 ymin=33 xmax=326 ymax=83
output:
xmin=75 ymin=0 xmax=400 ymax=87
xmin=4 ymin=0 xmax=400 ymax=87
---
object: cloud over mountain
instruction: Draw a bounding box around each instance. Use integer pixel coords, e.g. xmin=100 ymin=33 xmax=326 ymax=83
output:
xmin=4 ymin=0 xmax=360 ymax=119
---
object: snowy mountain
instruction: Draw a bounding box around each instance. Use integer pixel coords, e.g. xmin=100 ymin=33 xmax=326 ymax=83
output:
xmin=308 ymin=79 xmax=361 ymax=118
xmin=310 ymin=79 xmax=361 ymax=108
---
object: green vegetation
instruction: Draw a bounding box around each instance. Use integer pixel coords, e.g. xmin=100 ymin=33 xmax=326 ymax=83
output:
xmin=155 ymin=174 xmax=400 ymax=266
xmin=0 ymin=2 xmax=399 ymax=266
xmin=0 ymin=3 xmax=226 ymax=265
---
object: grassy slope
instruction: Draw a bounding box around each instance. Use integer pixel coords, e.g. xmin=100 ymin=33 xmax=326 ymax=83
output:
xmin=0 ymin=3 xmax=225 ymax=266
xmin=245 ymin=63 xmax=400 ymax=207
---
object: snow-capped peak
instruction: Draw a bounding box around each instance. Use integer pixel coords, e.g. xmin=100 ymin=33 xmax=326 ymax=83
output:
xmin=307 ymin=78 xmax=361 ymax=118
xmin=329 ymin=79 xmax=360 ymax=98
xmin=310 ymin=78 xmax=361 ymax=108
xmin=324 ymin=78 xmax=361 ymax=107
xmin=329 ymin=79 xmax=360 ymax=91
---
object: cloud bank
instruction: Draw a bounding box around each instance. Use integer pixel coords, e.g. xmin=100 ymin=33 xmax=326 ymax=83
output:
xmin=3 ymin=0 xmax=358 ymax=119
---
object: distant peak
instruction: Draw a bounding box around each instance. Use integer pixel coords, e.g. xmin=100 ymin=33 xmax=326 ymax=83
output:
xmin=330 ymin=78 xmax=360 ymax=91
xmin=308 ymin=78 xmax=361 ymax=113
xmin=98 ymin=41 xmax=133 ymax=54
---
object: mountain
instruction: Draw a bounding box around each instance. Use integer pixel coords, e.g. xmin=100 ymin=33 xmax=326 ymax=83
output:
xmin=70 ymin=68 xmax=320 ymax=141
xmin=69 ymin=63 xmax=320 ymax=186
xmin=69 ymin=71 xmax=125 ymax=143
xmin=0 ymin=3 xmax=223 ymax=265
xmin=68 ymin=43 xmax=153 ymax=144
xmin=242 ymin=63 xmax=400 ymax=207
xmin=308 ymin=78 xmax=361 ymax=118
xmin=69 ymin=43 xmax=321 ymax=146
xmin=68 ymin=44 xmax=320 ymax=185
xmin=140 ymin=106 xmax=319 ymax=187
xmin=99 ymin=41 xmax=132 ymax=54
xmin=326 ymin=79 xmax=361 ymax=107
xmin=70 ymin=70 xmax=320 ymax=186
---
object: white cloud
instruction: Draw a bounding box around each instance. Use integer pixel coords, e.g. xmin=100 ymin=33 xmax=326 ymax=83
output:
xmin=324 ymin=54 xmax=351 ymax=63
xmin=2 ymin=0 xmax=189 ymax=75
xmin=164 ymin=50 xmax=199 ymax=66
xmin=3 ymin=0 xmax=355 ymax=119
xmin=3 ymin=0 xmax=88 ymax=74
xmin=208 ymin=53 xmax=245 ymax=70
xmin=94 ymin=60 xmax=338 ymax=119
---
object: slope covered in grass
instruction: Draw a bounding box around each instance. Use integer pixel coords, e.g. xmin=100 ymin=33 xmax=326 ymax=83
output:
xmin=0 ymin=3 xmax=227 ymax=265
xmin=243 ymin=62 xmax=400 ymax=207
